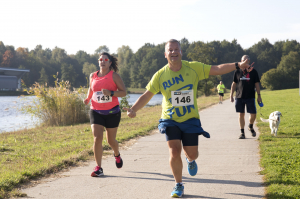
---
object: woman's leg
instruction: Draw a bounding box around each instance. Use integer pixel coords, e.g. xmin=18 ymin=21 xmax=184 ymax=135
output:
xmin=91 ymin=124 xmax=105 ymax=167
xmin=106 ymin=127 xmax=120 ymax=156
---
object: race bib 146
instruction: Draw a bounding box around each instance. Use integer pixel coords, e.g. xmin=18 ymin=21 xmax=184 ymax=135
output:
xmin=171 ymin=90 xmax=194 ymax=107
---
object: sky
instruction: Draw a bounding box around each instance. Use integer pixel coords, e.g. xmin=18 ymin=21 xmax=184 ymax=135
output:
xmin=1 ymin=0 xmax=300 ymax=55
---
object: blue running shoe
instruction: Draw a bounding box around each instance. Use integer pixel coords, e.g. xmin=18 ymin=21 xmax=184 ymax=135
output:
xmin=171 ymin=183 xmax=184 ymax=198
xmin=186 ymin=158 xmax=198 ymax=176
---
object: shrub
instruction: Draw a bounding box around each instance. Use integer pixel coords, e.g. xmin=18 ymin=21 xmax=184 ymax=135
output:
xmin=24 ymin=79 xmax=89 ymax=126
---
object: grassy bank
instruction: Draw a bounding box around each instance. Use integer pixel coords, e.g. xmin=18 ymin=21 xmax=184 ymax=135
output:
xmin=0 ymin=91 xmax=28 ymax=96
xmin=127 ymin=88 xmax=147 ymax=94
xmin=0 ymin=93 xmax=227 ymax=198
xmin=256 ymin=88 xmax=300 ymax=198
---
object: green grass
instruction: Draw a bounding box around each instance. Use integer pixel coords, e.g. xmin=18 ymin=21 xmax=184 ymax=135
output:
xmin=256 ymin=88 xmax=300 ymax=198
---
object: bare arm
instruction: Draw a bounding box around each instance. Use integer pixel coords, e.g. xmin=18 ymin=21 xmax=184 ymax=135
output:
xmin=123 ymin=90 xmax=155 ymax=118
xmin=83 ymin=73 xmax=94 ymax=105
xmin=102 ymin=72 xmax=127 ymax=97
xmin=255 ymin=82 xmax=262 ymax=103
xmin=209 ymin=59 xmax=251 ymax=76
xmin=230 ymin=82 xmax=236 ymax=103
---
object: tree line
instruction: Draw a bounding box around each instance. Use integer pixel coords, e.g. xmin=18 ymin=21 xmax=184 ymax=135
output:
xmin=0 ymin=38 xmax=299 ymax=92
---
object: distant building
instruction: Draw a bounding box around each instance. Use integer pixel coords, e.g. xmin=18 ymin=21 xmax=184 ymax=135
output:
xmin=0 ymin=67 xmax=30 ymax=91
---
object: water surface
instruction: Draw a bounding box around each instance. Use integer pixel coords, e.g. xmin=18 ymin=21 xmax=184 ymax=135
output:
xmin=0 ymin=94 xmax=163 ymax=133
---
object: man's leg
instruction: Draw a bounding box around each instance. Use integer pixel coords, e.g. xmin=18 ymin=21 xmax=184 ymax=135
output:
xmin=183 ymin=146 xmax=198 ymax=162
xmin=235 ymin=98 xmax=246 ymax=139
xmin=239 ymin=113 xmax=246 ymax=139
xmin=248 ymin=113 xmax=257 ymax=137
xmin=249 ymin=113 xmax=256 ymax=124
xmin=246 ymin=99 xmax=257 ymax=137
xmin=239 ymin=112 xmax=245 ymax=129
xmin=167 ymin=140 xmax=183 ymax=183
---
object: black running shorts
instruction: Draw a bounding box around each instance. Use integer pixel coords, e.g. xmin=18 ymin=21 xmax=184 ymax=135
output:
xmin=165 ymin=126 xmax=199 ymax=146
xmin=235 ymin=98 xmax=257 ymax=114
xmin=89 ymin=109 xmax=121 ymax=128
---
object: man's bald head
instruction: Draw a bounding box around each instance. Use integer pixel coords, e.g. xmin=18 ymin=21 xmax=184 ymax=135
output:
xmin=242 ymin=55 xmax=250 ymax=61
xmin=241 ymin=55 xmax=250 ymax=64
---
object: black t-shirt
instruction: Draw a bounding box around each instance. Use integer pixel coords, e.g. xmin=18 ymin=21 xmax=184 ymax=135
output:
xmin=233 ymin=68 xmax=260 ymax=99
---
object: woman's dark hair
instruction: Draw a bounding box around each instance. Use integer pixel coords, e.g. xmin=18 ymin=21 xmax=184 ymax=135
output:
xmin=99 ymin=52 xmax=118 ymax=72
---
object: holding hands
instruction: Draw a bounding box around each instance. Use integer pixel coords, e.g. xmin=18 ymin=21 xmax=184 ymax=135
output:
xmin=123 ymin=107 xmax=136 ymax=118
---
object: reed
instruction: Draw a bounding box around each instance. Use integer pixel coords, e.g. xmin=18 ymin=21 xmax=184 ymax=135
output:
xmin=23 ymin=79 xmax=89 ymax=126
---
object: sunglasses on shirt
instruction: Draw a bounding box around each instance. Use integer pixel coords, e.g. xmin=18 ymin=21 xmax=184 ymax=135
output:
xmin=98 ymin=58 xmax=110 ymax=62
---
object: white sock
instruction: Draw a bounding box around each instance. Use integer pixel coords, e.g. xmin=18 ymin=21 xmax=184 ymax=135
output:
xmin=187 ymin=159 xmax=194 ymax=163
xmin=176 ymin=182 xmax=183 ymax=186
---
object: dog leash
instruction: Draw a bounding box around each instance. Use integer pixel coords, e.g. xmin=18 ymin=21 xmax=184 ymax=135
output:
xmin=259 ymin=106 xmax=268 ymax=118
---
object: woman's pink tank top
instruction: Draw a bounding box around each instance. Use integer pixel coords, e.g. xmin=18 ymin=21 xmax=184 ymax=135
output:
xmin=90 ymin=70 xmax=119 ymax=110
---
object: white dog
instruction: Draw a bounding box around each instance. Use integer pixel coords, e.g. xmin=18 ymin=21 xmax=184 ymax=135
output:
xmin=260 ymin=111 xmax=283 ymax=136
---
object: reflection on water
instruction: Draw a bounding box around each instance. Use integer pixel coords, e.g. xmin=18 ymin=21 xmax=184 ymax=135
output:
xmin=0 ymin=94 xmax=163 ymax=133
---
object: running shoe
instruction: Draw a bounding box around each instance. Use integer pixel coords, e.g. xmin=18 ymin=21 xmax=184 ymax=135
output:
xmin=186 ymin=158 xmax=198 ymax=176
xmin=171 ymin=183 xmax=184 ymax=198
xmin=114 ymin=153 xmax=123 ymax=169
xmin=248 ymin=126 xmax=256 ymax=137
xmin=239 ymin=133 xmax=246 ymax=139
xmin=91 ymin=166 xmax=104 ymax=177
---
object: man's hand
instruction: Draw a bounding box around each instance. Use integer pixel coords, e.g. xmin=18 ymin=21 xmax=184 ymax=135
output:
xmin=123 ymin=107 xmax=136 ymax=118
xmin=83 ymin=98 xmax=90 ymax=105
xmin=257 ymin=95 xmax=262 ymax=104
xmin=230 ymin=95 xmax=234 ymax=103
xmin=239 ymin=59 xmax=255 ymax=70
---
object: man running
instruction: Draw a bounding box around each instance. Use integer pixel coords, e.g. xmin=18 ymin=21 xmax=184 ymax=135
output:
xmin=217 ymin=81 xmax=225 ymax=104
xmin=124 ymin=39 xmax=251 ymax=198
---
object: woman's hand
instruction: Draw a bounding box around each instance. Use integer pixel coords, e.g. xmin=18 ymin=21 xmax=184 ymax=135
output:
xmin=102 ymin=89 xmax=112 ymax=96
xmin=83 ymin=98 xmax=90 ymax=105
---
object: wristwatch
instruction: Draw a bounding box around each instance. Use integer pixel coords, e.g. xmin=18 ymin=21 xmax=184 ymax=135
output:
xmin=110 ymin=91 xmax=114 ymax=96
xmin=235 ymin=62 xmax=239 ymax=70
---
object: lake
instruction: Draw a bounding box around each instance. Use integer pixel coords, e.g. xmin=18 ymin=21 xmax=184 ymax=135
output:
xmin=0 ymin=94 xmax=163 ymax=133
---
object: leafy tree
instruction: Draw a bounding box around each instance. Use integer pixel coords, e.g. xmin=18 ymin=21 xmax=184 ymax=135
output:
xmin=282 ymin=40 xmax=300 ymax=56
xmin=38 ymin=68 xmax=49 ymax=85
xmin=1 ymin=50 xmax=14 ymax=68
xmin=5 ymin=45 xmax=15 ymax=53
xmin=94 ymin=45 xmax=110 ymax=54
xmin=247 ymin=38 xmax=279 ymax=77
xmin=180 ymin=38 xmax=190 ymax=61
xmin=0 ymin=41 xmax=5 ymax=64
xmin=117 ymin=45 xmax=134 ymax=87
xmin=187 ymin=41 xmax=218 ymax=96
xmin=61 ymin=63 xmax=77 ymax=86
xmin=74 ymin=50 xmax=91 ymax=66
xmin=52 ymin=47 xmax=68 ymax=63
xmin=82 ymin=62 xmax=97 ymax=77
xmin=261 ymin=51 xmax=300 ymax=90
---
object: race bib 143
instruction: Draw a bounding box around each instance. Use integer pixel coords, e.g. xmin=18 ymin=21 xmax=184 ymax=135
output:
xmin=92 ymin=91 xmax=112 ymax=103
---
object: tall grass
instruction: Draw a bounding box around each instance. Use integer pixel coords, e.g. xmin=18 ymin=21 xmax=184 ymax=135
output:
xmin=24 ymin=79 xmax=89 ymax=126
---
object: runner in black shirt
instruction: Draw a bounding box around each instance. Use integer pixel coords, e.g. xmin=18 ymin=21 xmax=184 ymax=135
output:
xmin=230 ymin=55 xmax=262 ymax=139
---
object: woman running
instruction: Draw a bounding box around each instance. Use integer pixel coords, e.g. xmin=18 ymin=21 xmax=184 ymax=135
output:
xmin=83 ymin=52 xmax=127 ymax=177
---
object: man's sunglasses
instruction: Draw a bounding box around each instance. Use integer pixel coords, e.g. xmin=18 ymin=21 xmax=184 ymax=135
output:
xmin=98 ymin=58 xmax=110 ymax=62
